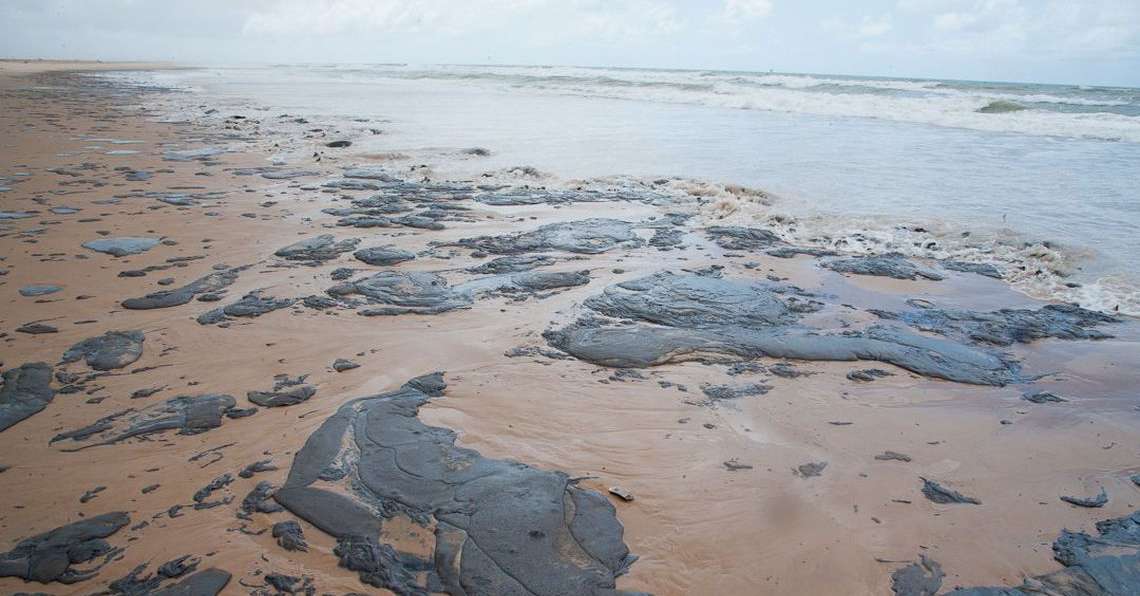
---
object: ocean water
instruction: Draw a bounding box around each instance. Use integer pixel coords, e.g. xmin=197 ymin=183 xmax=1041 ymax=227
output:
xmin=113 ymin=64 xmax=1139 ymax=313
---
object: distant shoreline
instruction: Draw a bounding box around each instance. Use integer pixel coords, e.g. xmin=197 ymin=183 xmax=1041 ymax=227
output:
xmin=0 ymin=58 xmax=179 ymax=76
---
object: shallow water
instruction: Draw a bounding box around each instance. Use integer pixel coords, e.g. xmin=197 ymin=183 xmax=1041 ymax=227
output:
xmin=112 ymin=64 xmax=1139 ymax=311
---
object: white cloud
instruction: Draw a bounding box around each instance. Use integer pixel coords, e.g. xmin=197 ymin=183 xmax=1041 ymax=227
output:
xmin=243 ymin=0 xmax=680 ymax=41
xmin=570 ymin=1 xmax=682 ymax=40
xmin=858 ymin=15 xmax=893 ymax=38
xmin=823 ymin=14 xmax=893 ymax=40
xmin=2 ymin=0 xmax=1138 ymax=85
xmin=720 ymin=0 xmax=773 ymax=22
xmin=896 ymin=0 xmax=975 ymax=13
xmin=881 ymin=0 xmax=1140 ymax=60
xmin=932 ymin=12 xmax=976 ymax=31
xmin=244 ymin=0 xmax=508 ymax=36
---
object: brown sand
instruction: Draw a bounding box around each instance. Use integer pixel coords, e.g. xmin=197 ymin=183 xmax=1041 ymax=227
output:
xmin=0 ymin=59 xmax=177 ymax=76
xmin=1 ymin=62 xmax=1138 ymax=595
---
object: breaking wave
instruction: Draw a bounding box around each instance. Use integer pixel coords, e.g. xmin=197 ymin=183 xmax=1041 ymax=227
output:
xmin=306 ymin=64 xmax=1140 ymax=143
xmin=977 ymin=100 xmax=1027 ymax=114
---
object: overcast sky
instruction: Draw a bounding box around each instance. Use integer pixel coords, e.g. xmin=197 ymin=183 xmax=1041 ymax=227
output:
xmin=2 ymin=0 xmax=1138 ymax=86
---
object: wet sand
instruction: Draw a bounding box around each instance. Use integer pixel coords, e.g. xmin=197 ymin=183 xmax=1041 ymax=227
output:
xmin=1 ymin=63 xmax=1138 ymax=595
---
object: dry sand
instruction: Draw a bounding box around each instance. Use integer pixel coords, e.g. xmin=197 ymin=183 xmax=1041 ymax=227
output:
xmin=1 ymin=62 xmax=1138 ymax=595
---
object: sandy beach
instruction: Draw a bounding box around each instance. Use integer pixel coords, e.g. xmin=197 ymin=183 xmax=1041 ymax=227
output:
xmin=1 ymin=62 xmax=1139 ymax=595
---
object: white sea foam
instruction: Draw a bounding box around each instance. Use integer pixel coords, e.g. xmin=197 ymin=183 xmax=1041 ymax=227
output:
xmin=119 ymin=65 xmax=1140 ymax=141
xmin=324 ymin=64 xmax=1140 ymax=142
xmin=682 ymin=182 xmax=1139 ymax=316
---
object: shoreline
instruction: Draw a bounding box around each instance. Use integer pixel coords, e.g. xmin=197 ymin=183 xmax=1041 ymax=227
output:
xmin=101 ymin=63 xmax=1140 ymax=318
xmin=1 ymin=64 xmax=1138 ymax=595
xmin=0 ymin=59 xmax=180 ymax=76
